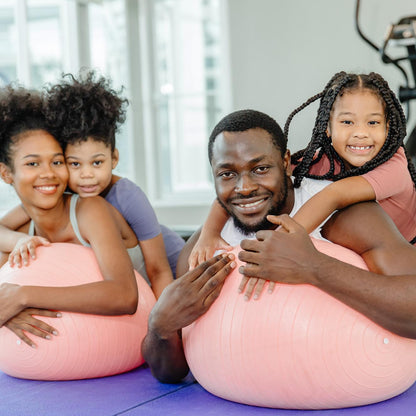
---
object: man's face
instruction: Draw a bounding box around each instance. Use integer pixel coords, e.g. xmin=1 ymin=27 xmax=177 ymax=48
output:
xmin=211 ymin=128 xmax=293 ymax=234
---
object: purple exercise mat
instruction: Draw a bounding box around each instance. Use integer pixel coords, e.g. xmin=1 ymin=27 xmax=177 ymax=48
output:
xmin=1 ymin=365 xmax=416 ymax=415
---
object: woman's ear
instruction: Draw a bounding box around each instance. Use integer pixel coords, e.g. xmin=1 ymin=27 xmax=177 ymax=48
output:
xmin=112 ymin=148 xmax=119 ymax=169
xmin=0 ymin=163 xmax=13 ymax=185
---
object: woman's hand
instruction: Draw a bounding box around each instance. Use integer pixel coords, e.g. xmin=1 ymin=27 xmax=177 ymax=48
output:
xmin=9 ymin=235 xmax=50 ymax=267
xmin=4 ymin=308 xmax=61 ymax=348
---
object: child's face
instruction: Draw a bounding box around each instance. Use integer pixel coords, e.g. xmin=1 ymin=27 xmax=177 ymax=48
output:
xmin=327 ymin=90 xmax=388 ymax=168
xmin=65 ymin=138 xmax=118 ymax=197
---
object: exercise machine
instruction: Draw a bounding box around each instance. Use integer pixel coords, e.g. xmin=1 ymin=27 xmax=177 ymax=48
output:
xmin=355 ymin=0 xmax=416 ymax=161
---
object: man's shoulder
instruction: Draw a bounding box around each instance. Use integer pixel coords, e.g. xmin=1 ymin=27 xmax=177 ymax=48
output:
xmin=298 ymin=177 xmax=332 ymax=196
xmin=291 ymin=177 xmax=332 ymax=217
xmin=322 ymin=201 xmax=406 ymax=255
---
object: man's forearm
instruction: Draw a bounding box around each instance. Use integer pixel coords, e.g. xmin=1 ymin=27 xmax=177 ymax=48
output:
xmin=141 ymin=326 xmax=189 ymax=383
xmin=312 ymin=250 xmax=416 ymax=339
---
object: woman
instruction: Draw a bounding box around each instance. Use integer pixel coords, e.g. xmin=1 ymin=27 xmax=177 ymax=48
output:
xmin=0 ymin=85 xmax=140 ymax=347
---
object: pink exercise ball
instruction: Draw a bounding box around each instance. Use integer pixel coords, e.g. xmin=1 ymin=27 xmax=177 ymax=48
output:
xmin=183 ymin=238 xmax=416 ymax=409
xmin=0 ymin=243 xmax=156 ymax=381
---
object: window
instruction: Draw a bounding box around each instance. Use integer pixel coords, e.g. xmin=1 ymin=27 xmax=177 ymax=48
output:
xmin=0 ymin=0 xmax=230 ymax=227
xmin=0 ymin=0 xmax=65 ymax=214
xmin=142 ymin=0 xmax=230 ymax=204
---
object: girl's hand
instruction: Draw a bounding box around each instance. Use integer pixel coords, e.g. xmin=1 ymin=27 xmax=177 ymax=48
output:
xmin=238 ymin=276 xmax=276 ymax=300
xmin=4 ymin=308 xmax=61 ymax=348
xmin=8 ymin=236 xmax=51 ymax=267
xmin=188 ymin=236 xmax=232 ymax=270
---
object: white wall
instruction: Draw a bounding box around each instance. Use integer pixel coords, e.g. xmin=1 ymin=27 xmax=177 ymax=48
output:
xmin=226 ymin=0 xmax=416 ymax=153
xmin=157 ymin=0 xmax=416 ymax=230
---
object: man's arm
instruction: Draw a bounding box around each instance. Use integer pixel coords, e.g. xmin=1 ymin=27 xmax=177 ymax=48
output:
xmin=238 ymin=202 xmax=416 ymax=339
xmin=142 ymin=248 xmax=235 ymax=383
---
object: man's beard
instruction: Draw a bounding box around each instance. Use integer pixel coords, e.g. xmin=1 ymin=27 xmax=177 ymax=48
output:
xmin=217 ymin=177 xmax=289 ymax=236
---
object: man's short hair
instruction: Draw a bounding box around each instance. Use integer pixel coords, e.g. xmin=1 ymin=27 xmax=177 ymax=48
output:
xmin=208 ymin=109 xmax=287 ymax=163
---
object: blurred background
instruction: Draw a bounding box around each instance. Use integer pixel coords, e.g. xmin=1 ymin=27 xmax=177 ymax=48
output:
xmin=1 ymin=0 xmax=415 ymax=232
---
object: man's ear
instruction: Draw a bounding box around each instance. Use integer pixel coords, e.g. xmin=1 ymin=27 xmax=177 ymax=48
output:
xmin=283 ymin=150 xmax=292 ymax=176
xmin=112 ymin=148 xmax=119 ymax=169
xmin=0 ymin=163 xmax=13 ymax=185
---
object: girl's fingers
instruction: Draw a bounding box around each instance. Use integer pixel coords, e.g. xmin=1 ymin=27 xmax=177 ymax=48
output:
xmin=253 ymin=279 xmax=266 ymax=300
xmin=243 ymin=277 xmax=259 ymax=301
xmin=238 ymin=275 xmax=249 ymax=294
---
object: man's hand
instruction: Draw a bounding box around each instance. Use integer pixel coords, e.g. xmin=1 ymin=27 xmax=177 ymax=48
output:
xmin=238 ymin=214 xmax=323 ymax=285
xmin=148 ymin=253 xmax=236 ymax=338
xmin=142 ymin=252 xmax=236 ymax=383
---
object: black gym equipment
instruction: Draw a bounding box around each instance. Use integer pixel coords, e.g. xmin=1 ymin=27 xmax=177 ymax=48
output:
xmin=355 ymin=0 xmax=416 ymax=161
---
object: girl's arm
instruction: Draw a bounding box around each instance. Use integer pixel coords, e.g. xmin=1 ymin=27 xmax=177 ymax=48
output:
xmin=0 ymin=205 xmax=50 ymax=266
xmin=238 ymin=177 xmax=375 ymax=301
xmin=140 ymin=234 xmax=174 ymax=299
xmin=0 ymin=197 xmax=138 ymax=326
xmin=293 ymin=176 xmax=376 ymax=234
xmin=188 ymin=199 xmax=232 ymax=269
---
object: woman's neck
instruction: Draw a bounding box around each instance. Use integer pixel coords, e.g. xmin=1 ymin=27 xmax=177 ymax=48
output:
xmin=25 ymin=194 xmax=72 ymax=242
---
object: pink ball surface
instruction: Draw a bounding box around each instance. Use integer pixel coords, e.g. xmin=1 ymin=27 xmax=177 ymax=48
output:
xmin=0 ymin=243 xmax=156 ymax=380
xmin=183 ymin=238 xmax=416 ymax=409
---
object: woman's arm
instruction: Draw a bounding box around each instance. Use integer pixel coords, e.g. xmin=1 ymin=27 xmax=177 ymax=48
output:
xmin=188 ymin=199 xmax=231 ymax=269
xmin=293 ymin=176 xmax=376 ymax=234
xmin=0 ymin=197 xmax=138 ymax=325
xmin=140 ymin=233 xmax=174 ymax=298
xmin=0 ymin=205 xmax=50 ymax=266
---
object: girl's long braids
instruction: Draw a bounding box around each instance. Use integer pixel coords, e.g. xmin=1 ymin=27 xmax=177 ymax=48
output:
xmin=287 ymin=71 xmax=416 ymax=189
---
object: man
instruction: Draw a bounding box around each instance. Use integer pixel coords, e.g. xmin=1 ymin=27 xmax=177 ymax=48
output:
xmin=142 ymin=109 xmax=416 ymax=383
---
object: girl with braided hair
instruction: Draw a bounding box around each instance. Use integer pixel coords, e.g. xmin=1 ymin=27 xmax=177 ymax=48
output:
xmin=287 ymin=71 xmax=416 ymax=245
xmin=188 ymin=72 xmax=416 ymax=271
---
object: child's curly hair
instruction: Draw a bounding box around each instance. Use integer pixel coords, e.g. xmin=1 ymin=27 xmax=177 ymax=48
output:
xmin=44 ymin=70 xmax=128 ymax=151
